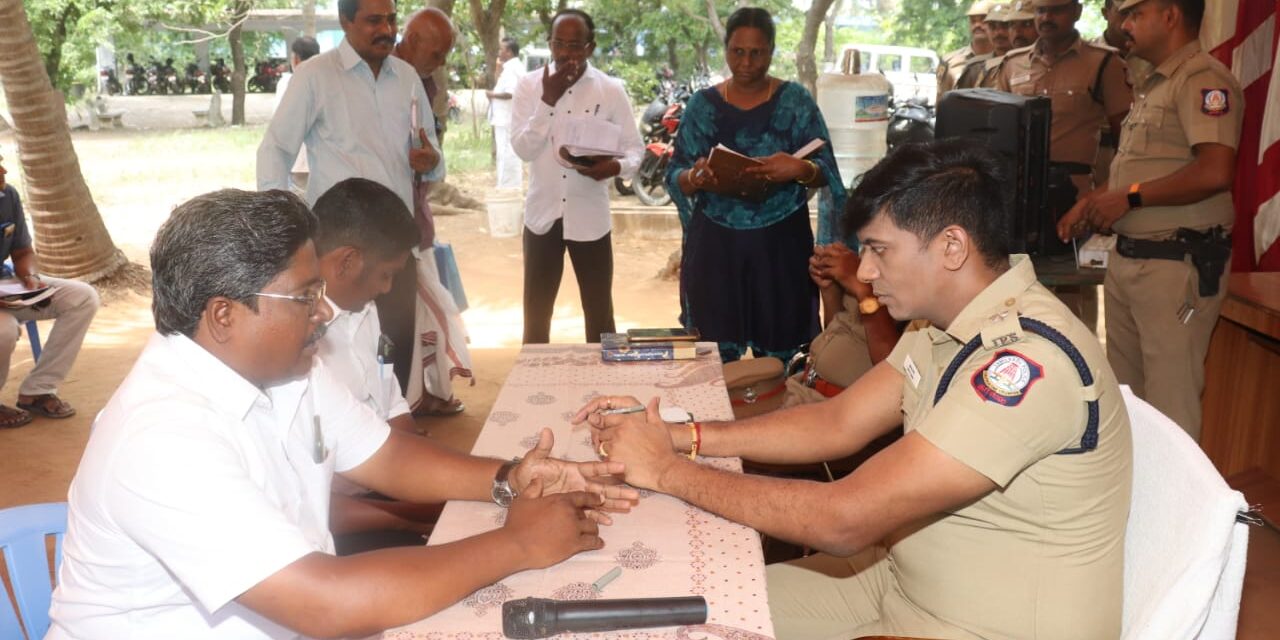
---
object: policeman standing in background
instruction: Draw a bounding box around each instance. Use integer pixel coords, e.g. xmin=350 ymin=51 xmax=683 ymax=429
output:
xmin=995 ymin=0 xmax=1131 ymax=199
xmin=937 ymin=1 xmax=993 ymax=100
xmin=1091 ymin=0 xmax=1151 ymax=186
xmin=973 ymin=0 xmax=1038 ymax=88
xmin=955 ymin=3 xmax=1013 ymax=89
xmin=1058 ymin=0 xmax=1240 ymax=439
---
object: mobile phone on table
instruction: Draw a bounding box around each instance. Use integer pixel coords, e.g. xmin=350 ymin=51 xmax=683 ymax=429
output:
xmin=626 ymin=327 xmax=700 ymax=343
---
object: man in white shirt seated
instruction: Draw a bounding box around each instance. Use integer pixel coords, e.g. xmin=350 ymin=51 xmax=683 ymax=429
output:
xmin=312 ymin=177 xmax=441 ymax=554
xmin=48 ymin=188 xmax=639 ymax=639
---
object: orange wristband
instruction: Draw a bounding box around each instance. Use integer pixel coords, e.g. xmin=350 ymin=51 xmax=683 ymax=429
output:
xmin=688 ymin=421 xmax=702 ymax=460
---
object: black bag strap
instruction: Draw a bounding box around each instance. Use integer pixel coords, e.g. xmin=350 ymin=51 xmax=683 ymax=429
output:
xmin=1091 ymin=50 xmax=1113 ymax=106
xmin=932 ymin=317 xmax=1100 ymax=454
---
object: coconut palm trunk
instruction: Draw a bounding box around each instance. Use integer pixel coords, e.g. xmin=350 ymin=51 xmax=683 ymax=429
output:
xmin=0 ymin=0 xmax=127 ymax=281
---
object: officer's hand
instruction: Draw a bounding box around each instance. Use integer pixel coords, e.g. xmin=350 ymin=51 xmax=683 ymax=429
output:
xmin=809 ymin=251 xmax=834 ymax=289
xmin=575 ymin=158 xmax=621 ymax=181
xmin=1084 ymin=189 xmax=1131 ymax=234
xmin=409 ymin=127 xmax=439 ymax=173
xmin=818 ymin=242 xmax=871 ymax=298
xmin=511 ymin=428 xmax=639 ymax=517
xmin=592 ymin=397 xmax=682 ymax=491
xmin=503 ymin=478 xmax=605 ymax=570
xmin=1057 ymin=198 xmax=1091 ymax=242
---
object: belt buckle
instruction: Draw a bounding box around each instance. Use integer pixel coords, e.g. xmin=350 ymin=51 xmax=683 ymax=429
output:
xmin=803 ymin=364 xmax=818 ymax=388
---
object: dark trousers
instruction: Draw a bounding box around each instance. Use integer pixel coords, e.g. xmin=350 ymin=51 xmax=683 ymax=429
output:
xmin=522 ymin=219 xmax=616 ymax=344
xmin=375 ymin=261 xmax=417 ymax=396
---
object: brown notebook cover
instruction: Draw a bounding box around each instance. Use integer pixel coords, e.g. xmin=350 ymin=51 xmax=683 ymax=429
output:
xmin=706 ymin=145 xmax=772 ymax=202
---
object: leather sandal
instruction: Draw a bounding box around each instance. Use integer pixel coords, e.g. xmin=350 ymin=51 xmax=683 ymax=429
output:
xmin=0 ymin=404 xmax=33 ymax=429
xmin=16 ymin=394 xmax=77 ymax=419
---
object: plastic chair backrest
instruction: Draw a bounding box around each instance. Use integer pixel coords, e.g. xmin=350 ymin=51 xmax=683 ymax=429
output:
xmin=0 ymin=502 xmax=67 ymax=640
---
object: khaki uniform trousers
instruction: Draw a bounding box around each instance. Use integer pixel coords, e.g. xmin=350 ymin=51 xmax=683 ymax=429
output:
xmin=1104 ymin=247 xmax=1229 ymax=439
xmin=767 ymin=548 xmax=977 ymax=640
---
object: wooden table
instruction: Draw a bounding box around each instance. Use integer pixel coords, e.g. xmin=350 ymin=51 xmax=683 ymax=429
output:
xmin=1201 ymin=273 xmax=1280 ymax=526
xmin=386 ymin=344 xmax=776 ymax=639
xmin=1032 ymin=253 xmax=1105 ymax=333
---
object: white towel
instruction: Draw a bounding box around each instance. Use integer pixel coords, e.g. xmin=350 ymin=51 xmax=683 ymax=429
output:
xmin=1120 ymin=386 xmax=1249 ymax=640
xmin=406 ymin=246 xmax=473 ymax=410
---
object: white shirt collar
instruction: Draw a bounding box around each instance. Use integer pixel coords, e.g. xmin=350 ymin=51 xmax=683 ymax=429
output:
xmin=337 ymin=38 xmax=398 ymax=77
xmin=158 ymin=333 xmax=267 ymax=421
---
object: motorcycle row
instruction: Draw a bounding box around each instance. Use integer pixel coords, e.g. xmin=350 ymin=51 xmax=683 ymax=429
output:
xmin=617 ymin=71 xmax=936 ymax=207
xmin=100 ymin=55 xmax=286 ymax=96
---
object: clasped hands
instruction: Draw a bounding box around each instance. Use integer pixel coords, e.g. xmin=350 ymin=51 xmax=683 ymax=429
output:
xmin=809 ymin=242 xmax=872 ymax=298
xmin=1056 ymin=187 xmax=1130 ymax=242
xmin=570 ymin=396 xmax=686 ymax=491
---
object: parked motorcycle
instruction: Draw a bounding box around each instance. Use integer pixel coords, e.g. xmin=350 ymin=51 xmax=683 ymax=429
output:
xmin=886 ymin=96 xmax=934 ymax=150
xmin=186 ymin=63 xmax=210 ymax=94
xmin=211 ymin=58 xmax=231 ymax=93
xmin=124 ymin=55 xmax=148 ymax=95
xmin=100 ymin=66 xmax=122 ymax=95
xmin=628 ymin=84 xmax=690 ymax=206
xmin=249 ymin=59 xmax=284 ymax=93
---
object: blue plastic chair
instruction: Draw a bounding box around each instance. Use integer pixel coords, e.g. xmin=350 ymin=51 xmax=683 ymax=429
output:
xmin=0 ymin=502 xmax=67 ymax=640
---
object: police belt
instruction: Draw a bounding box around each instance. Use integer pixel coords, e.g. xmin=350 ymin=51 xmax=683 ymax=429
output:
xmin=1116 ymin=226 xmax=1232 ymax=297
xmin=802 ymin=362 xmax=845 ymax=398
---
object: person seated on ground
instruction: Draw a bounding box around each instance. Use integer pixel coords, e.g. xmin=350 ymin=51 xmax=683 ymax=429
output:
xmin=577 ymin=140 xmax=1132 ymax=640
xmin=48 ymin=189 xmax=638 ymax=639
xmin=0 ymin=150 xmax=99 ymax=429
xmin=312 ymin=177 xmax=444 ymax=554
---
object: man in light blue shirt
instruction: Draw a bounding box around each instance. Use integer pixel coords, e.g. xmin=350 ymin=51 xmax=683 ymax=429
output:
xmin=257 ymin=0 xmax=442 ymax=210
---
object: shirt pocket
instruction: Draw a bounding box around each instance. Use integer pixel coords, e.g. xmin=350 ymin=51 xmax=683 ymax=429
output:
xmin=1135 ymin=104 xmax=1190 ymax=160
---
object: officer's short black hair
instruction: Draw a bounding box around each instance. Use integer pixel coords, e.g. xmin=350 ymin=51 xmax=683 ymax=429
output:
xmin=551 ymin=9 xmax=595 ymax=43
xmin=292 ymin=36 xmax=320 ymax=61
xmin=843 ymin=140 xmax=1011 ymax=270
xmin=502 ymin=37 xmax=520 ymax=57
xmin=724 ymin=7 xmax=776 ymax=52
xmin=1159 ymin=0 xmax=1203 ymax=29
xmin=313 ymin=178 xmax=420 ymax=260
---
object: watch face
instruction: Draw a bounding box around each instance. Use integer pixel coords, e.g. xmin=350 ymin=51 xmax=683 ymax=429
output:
xmin=492 ymin=484 xmax=516 ymax=507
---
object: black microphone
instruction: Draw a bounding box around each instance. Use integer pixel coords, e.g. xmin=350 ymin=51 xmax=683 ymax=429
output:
xmin=501 ymin=596 xmax=708 ymax=639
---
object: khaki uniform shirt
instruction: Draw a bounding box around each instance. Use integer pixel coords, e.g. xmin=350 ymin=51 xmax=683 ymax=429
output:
xmin=1110 ymin=41 xmax=1243 ymax=237
xmin=954 ymin=53 xmax=993 ymax=90
xmin=996 ymin=35 xmax=1132 ymax=181
xmin=880 ymin=255 xmax=1132 ymax=640
xmin=938 ymin=45 xmax=978 ymax=100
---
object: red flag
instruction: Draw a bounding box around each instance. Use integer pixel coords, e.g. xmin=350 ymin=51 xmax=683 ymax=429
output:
xmin=1211 ymin=1 xmax=1280 ymax=272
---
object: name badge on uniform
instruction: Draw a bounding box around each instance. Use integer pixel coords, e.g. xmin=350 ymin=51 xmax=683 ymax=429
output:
xmin=971 ymin=349 xmax=1043 ymax=407
xmin=904 ymin=355 xmax=922 ymax=389
xmin=1201 ymin=89 xmax=1229 ymax=116
xmin=1011 ymin=73 xmax=1032 ymax=86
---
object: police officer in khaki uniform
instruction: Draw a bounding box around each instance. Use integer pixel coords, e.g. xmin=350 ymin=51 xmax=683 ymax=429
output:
xmin=579 ymin=140 xmax=1132 ymax=640
xmin=955 ymin=3 xmax=1013 ymax=89
xmin=1058 ymin=0 xmax=1241 ymax=439
xmin=995 ymin=0 xmax=1132 ymax=197
xmin=1091 ymin=0 xmax=1152 ymax=186
xmin=967 ymin=0 xmax=1038 ymax=89
xmin=936 ymin=1 xmax=994 ymax=101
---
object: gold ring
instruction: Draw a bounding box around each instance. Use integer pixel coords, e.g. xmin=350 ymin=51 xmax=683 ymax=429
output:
xmin=597 ymin=441 xmax=608 ymax=458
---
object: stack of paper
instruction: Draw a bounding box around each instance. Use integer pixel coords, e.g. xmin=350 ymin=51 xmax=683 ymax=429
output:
xmin=0 ymin=278 xmax=56 ymax=309
xmin=555 ymin=117 xmax=624 ymax=169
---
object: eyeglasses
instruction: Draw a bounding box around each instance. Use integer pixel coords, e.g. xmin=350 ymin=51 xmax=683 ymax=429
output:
xmin=251 ymin=281 xmax=326 ymax=315
xmin=549 ymin=39 xmax=590 ymax=52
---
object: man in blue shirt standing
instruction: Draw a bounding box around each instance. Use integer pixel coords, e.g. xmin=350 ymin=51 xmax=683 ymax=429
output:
xmin=0 ymin=151 xmax=99 ymax=428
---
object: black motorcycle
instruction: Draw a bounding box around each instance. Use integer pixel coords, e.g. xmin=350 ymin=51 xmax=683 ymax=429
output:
xmin=886 ymin=97 xmax=935 ymax=150
xmin=185 ymin=63 xmax=210 ymax=94
xmin=124 ymin=55 xmax=148 ymax=95
xmin=211 ymin=58 xmax=231 ymax=93
xmin=99 ymin=66 xmax=122 ymax=95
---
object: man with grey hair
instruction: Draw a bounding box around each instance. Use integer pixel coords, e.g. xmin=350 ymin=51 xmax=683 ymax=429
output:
xmin=48 ymin=188 xmax=637 ymax=639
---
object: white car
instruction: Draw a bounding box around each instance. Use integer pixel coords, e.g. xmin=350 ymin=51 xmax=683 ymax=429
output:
xmin=832 ymin=44 xmax=940 ymax=105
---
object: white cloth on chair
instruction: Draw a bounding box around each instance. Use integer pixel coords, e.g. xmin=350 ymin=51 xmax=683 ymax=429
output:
xmin=405 ymin=246 xmax=472 ymax=411
xmin=1120 ymin=386 xmax=1249 ymax=640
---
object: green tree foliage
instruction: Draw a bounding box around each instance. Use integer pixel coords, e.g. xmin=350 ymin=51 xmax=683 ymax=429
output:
xmin=884 ymin=0 xmax=968 ymax=56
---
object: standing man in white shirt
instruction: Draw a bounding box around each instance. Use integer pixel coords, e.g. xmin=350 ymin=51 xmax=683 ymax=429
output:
xmin=487 ymin=36 xmax=524 ymax=190
xmin=272 ymin=36 xmax=321 ymax=195
xmin=510 ymin=9 xmax=644 ymax=344
xmin=48 ymin=188 xmax=639 ymax=639
xmin=257 ymin=0 xmax=441 ymax=404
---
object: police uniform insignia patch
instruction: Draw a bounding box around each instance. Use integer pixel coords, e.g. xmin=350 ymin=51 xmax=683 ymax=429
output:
xmin=971 ymin=349 xmax=1044 ymax=407
xmin=1201 ymin=89 xmax=1229 ymax=116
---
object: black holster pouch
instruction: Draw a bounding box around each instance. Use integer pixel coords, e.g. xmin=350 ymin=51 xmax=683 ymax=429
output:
xmin=1116 ymin=226 xmax=1232 ymax=297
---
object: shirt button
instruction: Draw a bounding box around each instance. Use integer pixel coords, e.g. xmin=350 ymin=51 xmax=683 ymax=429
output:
xmin=1004 ymin=298 xmax=1016 ymax=307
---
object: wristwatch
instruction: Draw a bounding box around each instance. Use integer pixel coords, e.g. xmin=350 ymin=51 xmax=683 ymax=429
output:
xmin=1127 ymin=183 xmax=1144 ymax=210
xmin=491 ymin=458 xmax=520 ymax=507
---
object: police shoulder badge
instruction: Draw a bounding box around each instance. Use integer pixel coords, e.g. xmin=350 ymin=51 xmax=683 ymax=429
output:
xmin=971 ymin=349 xmax=1044 ymax=407
xmin=1201 ymin=89 xmax=1229 ymax=116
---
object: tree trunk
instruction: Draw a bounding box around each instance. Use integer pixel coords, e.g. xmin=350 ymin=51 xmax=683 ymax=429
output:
xmin=303 ymin=0 xmax=317 ymax=38
xmin=429 ymin=0 xmax=457 ymax=14
xmin=0 ymin=0 xmax=126 ymax=281
xmin=229 ymin=0 xmax=250 ymax=125
xmin=823 ymin=0 xmax=842 ymax=67
xmin=704 ymin=0 xmax=725 ymax=43
xmin=468 ymin=0 xmax=509 ymax=90
xmin=536 ymin=0 xmax=568 ymax=32
xmin=796 ymin=0 xmax=838 ymax=95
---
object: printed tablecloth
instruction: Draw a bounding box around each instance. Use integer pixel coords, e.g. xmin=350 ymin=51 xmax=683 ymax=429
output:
xmin=387 ymin=343 xmax=776 ymax=640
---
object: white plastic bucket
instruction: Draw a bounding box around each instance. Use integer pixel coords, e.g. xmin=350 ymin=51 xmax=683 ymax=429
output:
xmin=486 ymin=189 xmax=524 ymax=238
